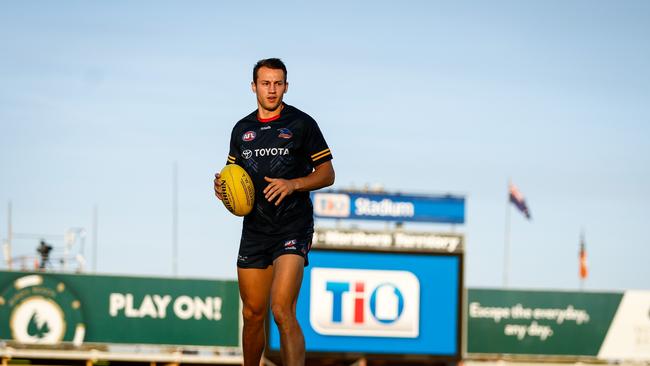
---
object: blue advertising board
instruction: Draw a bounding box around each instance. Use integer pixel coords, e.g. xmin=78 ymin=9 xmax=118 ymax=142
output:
xmin=268 ymin=250 xmax=461 ymax=357
xmin=311 ymin=191 xmax=465 ymax=224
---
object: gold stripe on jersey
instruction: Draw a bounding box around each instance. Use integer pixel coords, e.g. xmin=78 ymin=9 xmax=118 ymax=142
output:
xmin=227 ymin=156 xmax=235 ymax=164
xmin=312 ymin=151 xmax=331 ymax=162
xmin=311 ymin=148 xmax=330 ymax=159
xmin=311 ymin=149 xmax=332 ymax=162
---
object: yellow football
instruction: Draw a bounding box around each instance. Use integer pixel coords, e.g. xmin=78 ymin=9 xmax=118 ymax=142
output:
xmin=219 ymin=164 xmax=255 ymax=216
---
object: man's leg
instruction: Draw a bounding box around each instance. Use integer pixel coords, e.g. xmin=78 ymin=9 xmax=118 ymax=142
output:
xmin=238 ymin=266 xmax=274 ymax=366
xmin=270 ymin=254 xmax=305 ymax=366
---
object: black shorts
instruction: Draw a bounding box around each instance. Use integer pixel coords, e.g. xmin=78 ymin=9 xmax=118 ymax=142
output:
xmin=237 ymin=233 xmax=313 ymax=269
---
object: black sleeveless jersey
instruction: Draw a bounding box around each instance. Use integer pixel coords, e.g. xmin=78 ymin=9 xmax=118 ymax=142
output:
xmin=226 ymin=104 xmax=333 ymax=239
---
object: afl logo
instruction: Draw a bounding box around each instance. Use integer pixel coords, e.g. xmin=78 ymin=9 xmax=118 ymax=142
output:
xmin=0 ymin=275 xmax=85 ymax=346
xmin=242 ymin=131 xmax=256 ymax=141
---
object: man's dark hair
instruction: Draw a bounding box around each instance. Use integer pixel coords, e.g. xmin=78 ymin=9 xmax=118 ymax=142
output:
xmin=253 ymin=58 xmax=287 ymax=83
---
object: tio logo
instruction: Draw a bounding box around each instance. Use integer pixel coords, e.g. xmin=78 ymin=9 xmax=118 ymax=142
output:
xmin=312 ymin=193 xmax=350 ymax=218
xmin=326 ymin=282 xmax=404 ymax=324
xmin=310 ymin=268 xmax=420 ymax=338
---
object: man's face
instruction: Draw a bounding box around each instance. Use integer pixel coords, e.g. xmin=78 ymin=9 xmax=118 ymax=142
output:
xmin=252 ymin=67 xmax=288 ymax=112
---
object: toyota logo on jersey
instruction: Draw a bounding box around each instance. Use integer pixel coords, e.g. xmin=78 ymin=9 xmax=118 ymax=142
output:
xmin=309 ymin=268 xmax=420 ymax=338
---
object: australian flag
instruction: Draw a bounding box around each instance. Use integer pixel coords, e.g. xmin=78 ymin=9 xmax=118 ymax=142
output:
xmin=509 ymin=183 xmax=531 ymax=219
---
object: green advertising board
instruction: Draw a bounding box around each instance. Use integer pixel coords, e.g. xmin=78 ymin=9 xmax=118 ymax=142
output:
xmin=467 ymin=289 xmax=622 ymax=357
xmin=0 ymin=271 xmax=240 ymax=347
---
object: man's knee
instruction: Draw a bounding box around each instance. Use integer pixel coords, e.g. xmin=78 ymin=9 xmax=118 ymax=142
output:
xmin=242 ymin=304 xmax=267 ymax=324
xmin=271 ymin=302 xmax=296 ymax=328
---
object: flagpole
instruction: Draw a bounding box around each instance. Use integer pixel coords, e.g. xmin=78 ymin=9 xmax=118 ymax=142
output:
xmin=172 ymin=161 xmax=178 ymax=277
xmin=92 ymin=204 xmax=98 ymax=273
xmin=579 ymin=228 xmax=585 ymax=291
xmin=2 ymin=202 xmax=12 ymax=270
xmin=579 ymin=275 xmax=584 ymax=291
xmin=503 ymin=179 xmax=511 ymax=288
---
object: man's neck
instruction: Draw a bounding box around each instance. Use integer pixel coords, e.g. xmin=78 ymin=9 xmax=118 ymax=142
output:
xmin=257 ymin=103 xmax=284 ymax=120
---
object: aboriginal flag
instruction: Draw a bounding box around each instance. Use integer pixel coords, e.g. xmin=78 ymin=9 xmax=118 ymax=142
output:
xmin=579 ymin=233 xmax=588 ymax=279
xmin=509 ymin=183 xmax=531 ymax=219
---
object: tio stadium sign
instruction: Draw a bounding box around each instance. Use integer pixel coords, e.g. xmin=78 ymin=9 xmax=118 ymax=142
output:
xmin=312 ymin=191 xmax=465 ymax=224
xmin=310 ymin=268 xmax=420 ymax=338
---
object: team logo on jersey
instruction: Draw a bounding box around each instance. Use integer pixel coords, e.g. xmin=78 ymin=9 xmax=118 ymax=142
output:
xmin=0 ymin=275 xmax=85 ymax=346
xmin=277 ymin=128 xmax=293 ymax=139
xmin=242 ymin=150 xmax=252 ymax=159
xmin=242 ymin=131 xmax=256 ymax=141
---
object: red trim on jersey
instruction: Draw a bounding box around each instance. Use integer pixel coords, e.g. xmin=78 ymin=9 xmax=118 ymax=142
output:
xmin=257 ymin=113 xmax=281 ymax=123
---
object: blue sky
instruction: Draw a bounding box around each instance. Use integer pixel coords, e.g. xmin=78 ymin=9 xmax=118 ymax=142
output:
xmin=1 ymin=1 xmax=648 ymax=290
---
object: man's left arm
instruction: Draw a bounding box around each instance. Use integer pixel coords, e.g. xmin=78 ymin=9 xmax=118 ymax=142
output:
xmin=263 ymin=161 xmax=335 ymax=205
